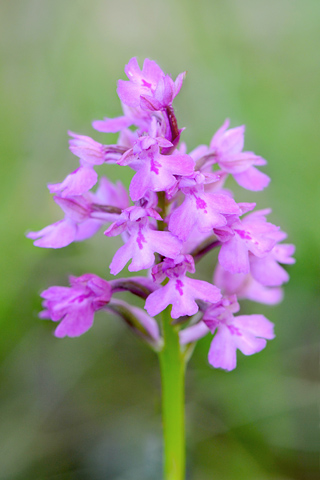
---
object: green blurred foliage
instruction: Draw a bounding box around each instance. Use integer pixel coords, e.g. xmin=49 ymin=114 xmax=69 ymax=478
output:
xmin=0 ymin=0 xmax=319 ymax=478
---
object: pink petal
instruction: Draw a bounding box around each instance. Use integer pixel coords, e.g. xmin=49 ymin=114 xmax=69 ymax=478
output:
xmin=48 ymin=166 xmax=98 ymax=197
xmin=208 ymin=326 xmax=237 ymax=371
xmin=54 ymin=306 xmax=94 ymax=338
xmin=74 ymin=219 xmax=102 ymax=242
xmin=250 ymin=255 xmax=289 ymax=286
xmin=174 ymin=72 xmax=186 ymax=97
xmin=109 ymin=241 xmax=136 ymax=275
xmin=209 ymin=119 xmax=230 ymax=148
xmin=125 ymin=57 xmax=141 ymax=80
xmin=147 ymin=230 xmax=182 ymax=259
xmin=142 ymin=58 xmax=164 ymax=83
xmin=233 ymin=331 xmax=267 ymax=356
xmin=218 ymin=236 xmax=250 ymax=274
xmin=168 ymin=198 xmax=198 ymax=241
xmin=244 ymin=280 xmax=283 ymax=305
xmin=117 ymin=80 xmax=141 ymax=107
xmin=129 ymin=167 xmax=154 ymax=201
xmin=273 ymin=243 xmax=296 ymax=264
xmin=179 ymin=321 xmax=210 ymax=345
xmin=27 ymin=219 xmax=77 ymax=248
xmin=233 ymin=314 xmax=275 ymax=340
xmin=145 ymin=284 xmax=173 ymax=317
xmin=92 ymin=116 xmax=133 ymax=133
xmin=54 ymin=196 xmax=89 ymax=222
xmin=186 ymin=278 xmax=221 ymax=304
xmin=233 ymin=166 xmax=270 ymax=191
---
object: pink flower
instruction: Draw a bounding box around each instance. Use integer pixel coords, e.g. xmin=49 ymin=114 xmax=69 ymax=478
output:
xmin=203 ymin=296 xmax=275 ymax=371
xmin=168 ymin=173 xmax=240 ymax=241
xmin=249 ymin=239 xmax=295 ymax=286
xmin=216 ymin=209 xmax=280 ymax=274
xmin=105 ymin=207 xmax=182 ymax=275
xmin=27 ymin=178 xmax=128 ymax=248
xmin=117 ymin=57 xmax=185 ymax=110
xmin=47 ymin=133 xmax=127 ymax=198
xmin=48 ymin=165 xmax=98 ymax=198
xmin=145 ymin=255 xmax=221 ymax=318
xmin=209 ymin=119 xmax=270 ymax=191
xmin=214 ymin=265 xmax=284 ymax=305
xmin=119 ymin=135 xmax=194 ymax=201
xmin=28 ymin=58 xmax=294 ymax=371
xmin=40 ymin=274 xmax=112 ymax=337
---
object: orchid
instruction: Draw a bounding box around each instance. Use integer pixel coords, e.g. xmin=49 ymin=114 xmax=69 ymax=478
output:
xmin=27 ymin=57 xmax=294 ymax=480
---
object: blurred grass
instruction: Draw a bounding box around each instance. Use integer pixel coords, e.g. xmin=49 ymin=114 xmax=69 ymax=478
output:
xmin=0 ymin=0 xmax=319 ymax=479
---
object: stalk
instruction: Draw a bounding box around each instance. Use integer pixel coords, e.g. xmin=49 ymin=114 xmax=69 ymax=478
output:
xmin=159 ymin=307 xmax=186 ymax=480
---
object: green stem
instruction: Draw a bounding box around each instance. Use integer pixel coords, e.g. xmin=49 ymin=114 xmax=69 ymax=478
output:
xmin=159 ymin=307 xmax=186 ymax=480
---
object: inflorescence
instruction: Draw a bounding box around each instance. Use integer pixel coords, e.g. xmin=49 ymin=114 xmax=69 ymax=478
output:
xmin=28 ymin=58 xmax=295 ymax=371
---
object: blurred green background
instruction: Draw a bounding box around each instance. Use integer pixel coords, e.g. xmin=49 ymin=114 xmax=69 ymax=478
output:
xmin=0 ymin=0 xmax=319 ymax=479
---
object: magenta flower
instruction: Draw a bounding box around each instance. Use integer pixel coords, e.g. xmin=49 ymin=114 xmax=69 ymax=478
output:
xmin=209 ymin=119 xmax=270 ymax=191
xmin=145 ymin=255 xmax=221 ymax=318
xmin=249 ymin=238 xmax=296 ymax=286
xmin=40 ymin=274 xmax=112 ymax=337
xmin=48 ymin=165 xmax=98 ymax=198
xmin=105 ymin=207 xmax=182 ymax=275
xmin=27 ymin=177 xmax=128 ymax=248
xmin=203 ymin=296 xmax=275 ymax=371
xmin=119 ymin=135 xmax=194 ymax=201
xmin=216 ymin=209 xmax=280 ymax=274
xmin=168 ymin=173 xmax=240 ymax=241
xmin=47 ymin=132 xmax=127 ymax=198
xmin=117 ymin=57 xmax=185 ymax=110
xmin=214 ymin=265 xmax=284 ymax=305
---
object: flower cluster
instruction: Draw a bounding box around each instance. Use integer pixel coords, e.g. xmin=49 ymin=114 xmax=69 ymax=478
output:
xmin=28 ymin=58 xmax=294 ymax=370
